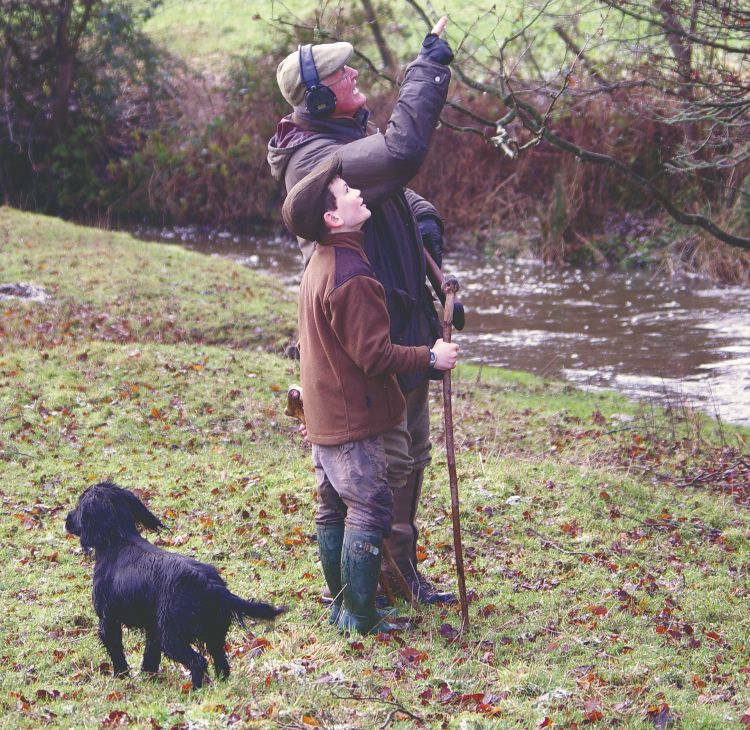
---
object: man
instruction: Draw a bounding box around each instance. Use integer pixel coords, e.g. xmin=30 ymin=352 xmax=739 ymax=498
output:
xmin=267 ymin=17 xmax=456 ymax=604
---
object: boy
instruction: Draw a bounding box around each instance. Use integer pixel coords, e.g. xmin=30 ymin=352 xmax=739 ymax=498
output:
xmin=281 ymin=154 xmax=459 ymax=634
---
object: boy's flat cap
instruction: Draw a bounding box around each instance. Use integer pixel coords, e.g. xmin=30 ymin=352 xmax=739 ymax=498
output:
xmin=276 ymin=42 xmax=354 ymax=107
xmin=282 ymin=155 xmax=342 ymax=242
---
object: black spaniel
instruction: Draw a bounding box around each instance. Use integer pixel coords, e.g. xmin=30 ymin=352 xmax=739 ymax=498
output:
xmin=65 ymin=481 xmax=285 ymax=689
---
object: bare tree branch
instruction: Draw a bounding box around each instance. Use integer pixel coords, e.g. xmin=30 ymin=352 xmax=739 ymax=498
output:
xmin=360 ymin=0 xmax=395 ymax=70
xmin=273 ymin=0 xmax=750 ymax=252
xmin=597 ymin=0 xmax=750 ymax=54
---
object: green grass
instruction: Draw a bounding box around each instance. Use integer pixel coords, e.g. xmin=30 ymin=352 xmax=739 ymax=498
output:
xmin=139 ymin=0 xmax=622 ymax=72
xmin=141 ymin=0 xmax=312 ymax=66
xmin=2 ymin=206 xmax=750 ymax=728
xmin=0 ymin=208 xmax=296 ymax=350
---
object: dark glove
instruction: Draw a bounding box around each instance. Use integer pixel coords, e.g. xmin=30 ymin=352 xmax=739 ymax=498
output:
xmin=419 ymin=33 xmax=454 ymax=65
xmin=418 ymin=216 xmax=443 ymax=268
xmin=452 ymin=301 xmax=465 ymax=331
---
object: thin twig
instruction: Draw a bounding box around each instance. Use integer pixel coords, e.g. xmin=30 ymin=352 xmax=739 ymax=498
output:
xmin=332 ymin=691 xmax=422 ymax=724
xmin=380 ymin=709 xmax=398 ymax=729
xmin=603 ymin=425 xmax=637 ymax=436
xmin=526 ymin=528 xmax=595 ymax=557
xmin=674 ymin=459 xmax=748 ymax=488
xmin=381 ymin=542 xmax=419 ymax=610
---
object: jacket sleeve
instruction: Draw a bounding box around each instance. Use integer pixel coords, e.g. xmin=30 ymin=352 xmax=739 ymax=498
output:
xmin=328 ymin=275 xmax=430 ymax=376
xmin=405 ymin=187 xmax=445 ymax=266
xmin=289 ymin=58 xmax=450 ymax=206
xmin=404 ymin=188 xmax=443 ymax=228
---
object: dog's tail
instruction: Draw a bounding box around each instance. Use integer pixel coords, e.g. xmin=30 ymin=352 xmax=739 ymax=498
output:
xmin=229 ymin=594 xmax=287 ymax=625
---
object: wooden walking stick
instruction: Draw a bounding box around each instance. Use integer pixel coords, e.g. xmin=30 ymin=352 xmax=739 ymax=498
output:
xmin=441 ymin=275 xmax=470 ymax=631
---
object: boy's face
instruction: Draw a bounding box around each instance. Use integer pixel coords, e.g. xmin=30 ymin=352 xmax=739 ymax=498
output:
xmin=325 ymin=176 xmax=371 ymax=231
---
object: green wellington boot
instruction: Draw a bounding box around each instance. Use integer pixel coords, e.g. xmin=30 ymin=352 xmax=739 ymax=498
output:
xmin=337 ymin=527 xmax=400 ymax=635
xmin=317 ymin=522 xmax=345 ymax=624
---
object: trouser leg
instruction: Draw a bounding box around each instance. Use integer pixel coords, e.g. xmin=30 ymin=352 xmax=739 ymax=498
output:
xmin=388 ymin=467 xmax=423 ymax=583
xmin=384 ymin=381 xmax=457 ymax=604
xmin=312 ymin=443 xmax=348 ymax=611
xmin=313 ymin=438 xmax=397 ymax=623
xmin=382 ymin=381 xmax=427 ymax=566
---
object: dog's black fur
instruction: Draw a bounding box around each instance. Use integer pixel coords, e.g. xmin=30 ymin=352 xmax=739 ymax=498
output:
xmin=65 ymin=481 xmax=284 ymax=688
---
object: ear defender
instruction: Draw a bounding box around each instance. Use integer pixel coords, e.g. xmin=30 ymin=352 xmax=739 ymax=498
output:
xmin=299 ymin=44 xmax=337 ymax=118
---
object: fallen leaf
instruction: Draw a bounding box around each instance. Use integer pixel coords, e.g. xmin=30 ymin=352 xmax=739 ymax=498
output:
xmin=399 ymin=647 xmax=428 ymax=664
xmin=646 ymin=703 xmax=675 ymax=729
xmin=440 ymin=623 xmax=458 ymax=639
xmin=249 ymin=637 xmax=272 ymax=657
xmin=101 ymin=709 xmax=132 ymax=726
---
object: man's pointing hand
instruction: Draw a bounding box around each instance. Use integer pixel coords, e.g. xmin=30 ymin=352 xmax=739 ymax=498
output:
xmin=431 ymin=15 xmax=448 ymax=37
xmin=421 ymin=16 xmax=453 ymax=65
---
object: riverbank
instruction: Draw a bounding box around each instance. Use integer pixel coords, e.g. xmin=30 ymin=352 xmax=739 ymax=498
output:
xmin=135 ymin=223 xmax=750 ymax=426
xmin=2 ymin=207 xmax=749 ymax=728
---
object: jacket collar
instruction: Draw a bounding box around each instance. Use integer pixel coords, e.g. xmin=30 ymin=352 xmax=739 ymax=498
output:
xmin=318 ymin=230 xmax=365 ymax=249
xmin=291 ymin=108 xmax=370 ymax=137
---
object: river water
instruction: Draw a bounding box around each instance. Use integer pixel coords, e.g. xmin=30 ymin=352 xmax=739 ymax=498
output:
xmin=144 ymin=227 xmax=750 ymax=426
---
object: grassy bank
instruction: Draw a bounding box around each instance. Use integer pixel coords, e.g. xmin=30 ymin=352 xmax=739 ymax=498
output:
xmin=1 ymin=207 xmax=749 ymax=728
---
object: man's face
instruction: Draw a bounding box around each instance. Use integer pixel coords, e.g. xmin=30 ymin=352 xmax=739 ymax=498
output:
xmin=327 ymin=176 xmax=371 ymax=230
xmin=322 ymin=65 xmax=367 ymax=117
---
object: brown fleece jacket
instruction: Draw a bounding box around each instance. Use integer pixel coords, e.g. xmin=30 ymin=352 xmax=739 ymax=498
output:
xmin=298 ymin=230 xmax=430 ymax=445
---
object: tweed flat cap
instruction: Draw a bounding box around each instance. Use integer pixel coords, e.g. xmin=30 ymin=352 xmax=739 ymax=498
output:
xmin=276 ymin=42 xmax=354 ymax=107
xmin=282 ymin=155 xmax=342 ymax=242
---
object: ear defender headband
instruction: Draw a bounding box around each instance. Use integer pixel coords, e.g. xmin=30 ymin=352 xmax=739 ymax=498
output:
xmin=298 ymin=44 xmax=337 ymax=118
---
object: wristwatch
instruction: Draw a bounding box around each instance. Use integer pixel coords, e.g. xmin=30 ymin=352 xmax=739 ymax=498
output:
xmin=428 ymin=349 xmax=437 ymax=368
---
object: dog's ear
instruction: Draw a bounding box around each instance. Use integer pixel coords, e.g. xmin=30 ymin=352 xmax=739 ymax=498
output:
xmin=116 ymin=487 xmax=164 ymax=532
xmin=75 ymin=482 xmax=164 ymax=551
xmin=65 ymin=508 xmax=81 ymax=537
xmin=77 ymin=491 xmax=116 ymax=552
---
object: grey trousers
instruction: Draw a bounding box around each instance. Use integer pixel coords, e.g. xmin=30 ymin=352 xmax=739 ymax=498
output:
xmin=312 ymin=435 xmax=394 ymax=535
xmin=382 ymin=379 xmax=432 ymax=488
xmin=383 ymin=379 xmax=432 ymax=573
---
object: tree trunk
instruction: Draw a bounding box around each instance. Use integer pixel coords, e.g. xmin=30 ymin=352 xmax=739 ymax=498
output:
xmin=655 ymin=0 xmax=694 ymax=102
xmin=51 ymin=0 xmax=97 ymax=139
xmin=51 ymin=0 xmax=76 ymax=138
xmin=360 ymin=0 xmax=395 ymax=71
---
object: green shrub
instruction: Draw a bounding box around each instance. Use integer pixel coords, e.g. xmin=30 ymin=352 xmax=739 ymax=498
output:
xmin=0 ymin=1 xmax=170 ymax=218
